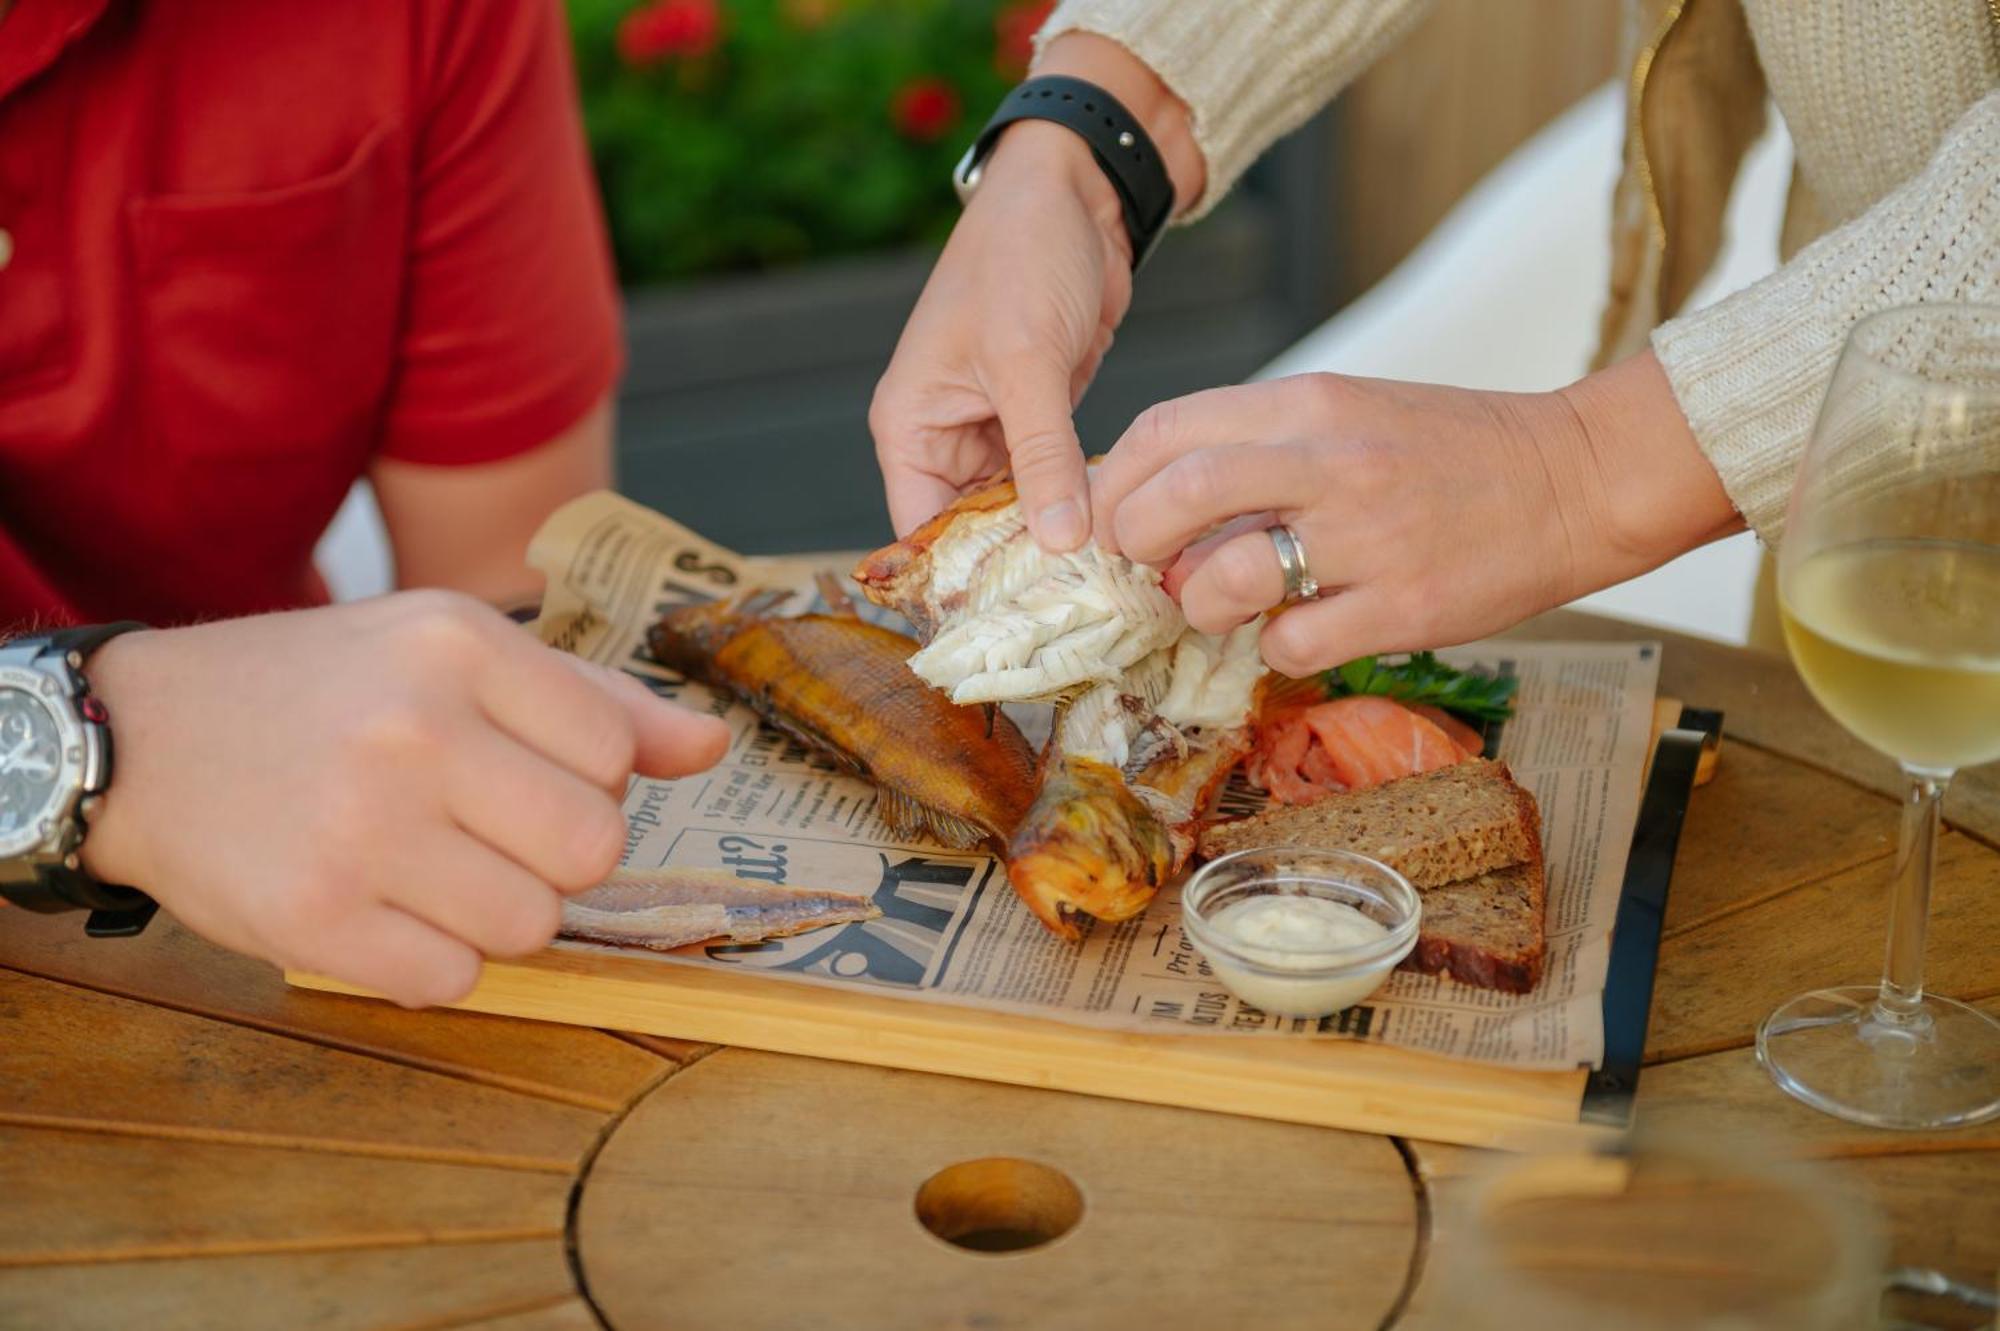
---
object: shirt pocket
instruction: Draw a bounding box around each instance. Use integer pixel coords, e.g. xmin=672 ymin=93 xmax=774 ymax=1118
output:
xmin=127 ymin=122 xmax=409 ymax=477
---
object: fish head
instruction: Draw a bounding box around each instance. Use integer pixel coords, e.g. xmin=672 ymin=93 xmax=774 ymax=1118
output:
xmin=646 ymin=590 xmax=791 ymax=680
xmin=852 ymin=477 xmax=1021 ymax=635
xmin=1006 ymin=755 xmax=1174 ymax=940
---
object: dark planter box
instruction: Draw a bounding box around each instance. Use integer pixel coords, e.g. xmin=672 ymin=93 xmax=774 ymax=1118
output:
xmin=613 ymin=114 xmax=1340 ymax=555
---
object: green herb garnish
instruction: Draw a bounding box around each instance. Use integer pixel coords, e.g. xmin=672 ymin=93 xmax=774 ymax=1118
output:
xmin=1321 ymin=652 xmax=1518 ymax=724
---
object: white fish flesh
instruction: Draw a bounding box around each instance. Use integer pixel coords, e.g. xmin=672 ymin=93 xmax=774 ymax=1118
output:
xmin=907 ymin=550 xmax=1184 ymax=704
xmin=1155 ymin=621 xmax=1265 ymax=732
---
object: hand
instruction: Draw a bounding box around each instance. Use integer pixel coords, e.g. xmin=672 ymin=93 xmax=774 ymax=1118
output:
xmin=871 ymin=124 xmax=1129 ymax=550
xmin=80 ymin=592 xmax=731 ymax=1007
xmin=870 ymin=33 xmax=1204 ymax=550
xmin=1092 ymin=354 xmax=1743 ymax=675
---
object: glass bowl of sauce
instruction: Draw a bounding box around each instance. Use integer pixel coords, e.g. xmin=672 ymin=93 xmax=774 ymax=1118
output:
xmin=1180 ymin=847 xmax=1421 ymax=1018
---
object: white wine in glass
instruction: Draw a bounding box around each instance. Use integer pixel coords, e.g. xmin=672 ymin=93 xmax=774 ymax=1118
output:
xmin=1759 ymin=302 xmax=2000 ymax=1130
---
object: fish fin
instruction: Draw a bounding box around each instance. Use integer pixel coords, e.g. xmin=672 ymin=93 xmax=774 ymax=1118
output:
xmin=730 ymin=587 xmax=795 ymax=619
xmin=814 ymin=571 xmax=860 ymax=618
xmin=878 ymin=788 xmax=989 ymax=850
xmin=751 ymin=707 xmax=868 ymax=778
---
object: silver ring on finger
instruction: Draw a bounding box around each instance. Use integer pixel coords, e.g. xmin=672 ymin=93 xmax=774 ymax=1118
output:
xmin=1268 ymin=524 xmax=1319 ymax=605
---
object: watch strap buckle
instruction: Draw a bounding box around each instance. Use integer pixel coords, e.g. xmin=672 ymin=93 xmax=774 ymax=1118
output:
xmin=86 ymin=897 xmax=159 ymax=938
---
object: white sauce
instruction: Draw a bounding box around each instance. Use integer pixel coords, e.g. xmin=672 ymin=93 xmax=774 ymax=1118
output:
xmin=1196 ymin=895 xmax=1396 ymax=1018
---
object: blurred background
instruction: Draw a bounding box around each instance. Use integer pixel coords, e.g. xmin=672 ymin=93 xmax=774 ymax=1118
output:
xmin=323 ymin=0 xmax=1787 ymax=643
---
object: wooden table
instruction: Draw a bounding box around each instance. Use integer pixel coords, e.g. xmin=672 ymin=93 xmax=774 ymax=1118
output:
xmin=3 ymin=613 xmax=1996 ymax=1330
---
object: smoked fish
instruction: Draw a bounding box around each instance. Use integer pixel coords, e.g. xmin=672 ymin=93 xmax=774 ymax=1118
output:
xmin=648 ymin=591 xmax=1039 ymax=850
xmin=857 ymin=480 xmax=1268 ymax=938
xmin=561 ymin=867 xmax=880 ymax=951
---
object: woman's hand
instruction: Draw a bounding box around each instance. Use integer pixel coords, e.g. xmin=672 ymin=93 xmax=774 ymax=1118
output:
xmin=870 ymin=33 xmax=1204 ymax=551
xmin=80 ymin=592 xmax=731 ymax=1007
xmin=871 ymin=123 xmax=1129 ymax=549
xmin=1092 ymin=354 xmax=1743 ymax=675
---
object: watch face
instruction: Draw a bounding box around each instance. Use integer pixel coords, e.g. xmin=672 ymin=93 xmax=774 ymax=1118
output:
xmin=0 ymin=686 xmax=65 ymax=851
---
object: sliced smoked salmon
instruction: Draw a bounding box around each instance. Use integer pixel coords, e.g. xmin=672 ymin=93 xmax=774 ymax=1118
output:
xmin=1409 ymin=703 xmax=1487 ymax=758
xmin=1245 ymin=695 xmax=1474 ymax=805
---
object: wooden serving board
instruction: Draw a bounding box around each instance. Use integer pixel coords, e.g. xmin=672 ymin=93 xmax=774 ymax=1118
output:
xmin=295 ymin=948 xmax=1592 ymax=1150
xmin=296 ymin=703 xmax=1717 ymax=1151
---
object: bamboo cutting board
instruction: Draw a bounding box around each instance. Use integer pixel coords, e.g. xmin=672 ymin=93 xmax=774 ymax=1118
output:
xmin=294 ymin=703 xmax=1718 ymax=1151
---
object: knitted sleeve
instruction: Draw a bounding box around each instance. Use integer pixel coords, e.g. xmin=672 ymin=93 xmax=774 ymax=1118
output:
xmin=1036 ymin=0 xmax=1437 ymax=219
xmin=1651 ymin=91 xmax=2000 ymax=545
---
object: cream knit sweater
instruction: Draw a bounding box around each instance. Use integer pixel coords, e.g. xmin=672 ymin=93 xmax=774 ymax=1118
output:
xmin=1039 ymin=0 xmax=2000 ymax=543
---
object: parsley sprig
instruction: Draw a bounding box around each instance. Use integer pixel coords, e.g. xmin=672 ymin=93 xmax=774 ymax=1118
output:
xmin=1320 ymin=652 xmax=1518 ymax=724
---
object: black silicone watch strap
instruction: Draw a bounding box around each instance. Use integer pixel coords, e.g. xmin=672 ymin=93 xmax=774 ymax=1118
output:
xmin=963 ymin=76 xmax=1175 ymax=270
xmin=0 ymin=621 xmax=154 ymax=930
xmin=0 ymin=863 xmax=153 ymax=915
xmin=44 ymin=621 xmax=147 ymax=664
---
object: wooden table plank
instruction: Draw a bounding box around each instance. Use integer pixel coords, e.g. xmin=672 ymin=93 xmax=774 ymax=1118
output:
xmin=0 ymin=1238 xmax=574 ymax=1331
xmin=1848 ymin=1151 xmax=2000 ymax=1310
xmin=0 ymin=970 xmax=607 ymax=1172
xmin=437 ymin=1299 xmax=603 ymax=1331
xmin=0 ymin=913 xmax=676 ymax=1113
xmin=1378 ymin=1140 xmax=1480 ymax=1331
xmin=605 ymin=1031 xmax=717 ymax=1065
xmin=577 ymin=1049 xmax=1418 ymax=1331
xmin=1504 ymin=611 xmax=2000 ymax=842
xmin=1647 ymin=834 xmax=2000 ymax=1064
xmin=1635 ymin=999 xmax=2000 ymax=1159
xmin=1661 ymin=740 xmax=1895 ymax=938
xmin=0 ymin=1127 xmax=569 ymax=1265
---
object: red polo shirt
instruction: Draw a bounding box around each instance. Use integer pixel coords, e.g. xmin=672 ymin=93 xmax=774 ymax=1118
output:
xmin=0 ymin=0 xmax=622 ymax=629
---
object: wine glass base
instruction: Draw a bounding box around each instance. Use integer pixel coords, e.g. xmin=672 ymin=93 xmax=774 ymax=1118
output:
xmin=1758 ymin=986 xmax=2000 ymax=1130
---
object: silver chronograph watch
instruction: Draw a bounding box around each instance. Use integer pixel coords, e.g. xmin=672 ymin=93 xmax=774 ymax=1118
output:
xmin=0 ymin=623 xmax=157 ymax=936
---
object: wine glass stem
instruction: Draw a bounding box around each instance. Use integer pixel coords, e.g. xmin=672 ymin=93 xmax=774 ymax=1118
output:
xmin=1876 ymin=766 xmax=1953 ymax=1023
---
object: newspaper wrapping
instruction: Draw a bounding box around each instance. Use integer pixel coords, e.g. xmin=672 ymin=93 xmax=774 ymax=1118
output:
xmin=530 ymin=492 xmax=1661 ymax=1072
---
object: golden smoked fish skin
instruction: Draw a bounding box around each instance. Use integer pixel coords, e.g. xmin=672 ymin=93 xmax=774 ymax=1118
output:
xmin=648 ymin=595 xmax=1039 ymax=849
xmin=1006 ymin=754 xmax=1174 ymax=940
xmin=561 ymin=868 xmax=879 ymax=951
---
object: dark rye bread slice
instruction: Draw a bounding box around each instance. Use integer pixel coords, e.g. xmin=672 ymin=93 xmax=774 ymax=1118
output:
xmin=1196 ymin=759 xmax=1541 ymax=889
xmin=1397 ymin=859 xmax=1546 ymax=994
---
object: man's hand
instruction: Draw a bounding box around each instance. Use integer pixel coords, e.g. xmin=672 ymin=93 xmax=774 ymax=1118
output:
xmin=80 ymin=592 xmax=731 ymax=1007
xmin=870 ymin=33 xmax=1204 ymax=551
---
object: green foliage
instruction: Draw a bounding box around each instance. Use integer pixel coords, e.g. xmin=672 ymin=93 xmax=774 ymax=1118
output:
xmin=1321 ymin=653 xmax=1519 ymax=724
xmin=568 ymin=0 xmax=1036 ymax=284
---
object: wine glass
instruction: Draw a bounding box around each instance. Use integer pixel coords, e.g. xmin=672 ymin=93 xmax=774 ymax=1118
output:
xmin=1758 ymin=302 xmax=2000 ymax=1130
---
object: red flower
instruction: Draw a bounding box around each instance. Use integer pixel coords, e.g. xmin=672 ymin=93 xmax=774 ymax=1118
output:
xmin=891 ymin=77 xmax=961 ymax=143
xmin=993 ymin=0 xmax=1056 ymax=78
xmin=618 ymin=0 xmax=723 ymax=68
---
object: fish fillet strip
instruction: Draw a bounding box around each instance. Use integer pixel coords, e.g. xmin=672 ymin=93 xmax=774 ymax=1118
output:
xmin=560 ymin=868 xmax=879 ymax=951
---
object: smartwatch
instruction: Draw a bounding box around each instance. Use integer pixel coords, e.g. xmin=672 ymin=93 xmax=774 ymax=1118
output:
xmin=955 ymin=75 xmax=1177 ymax=270
xmin=0 ymin=622 xmax=157 ymax=937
